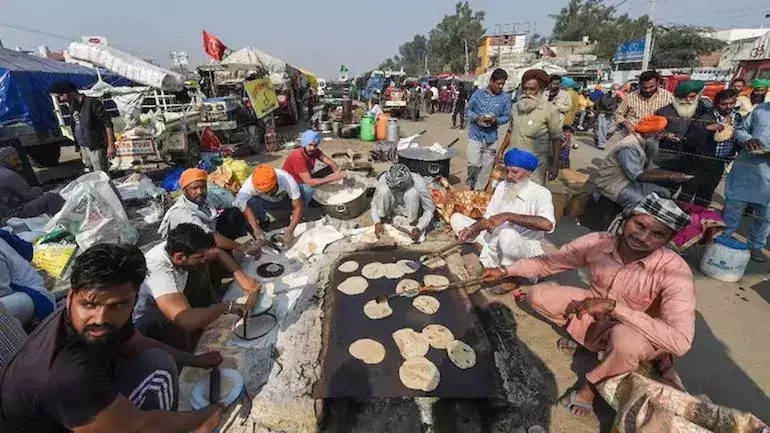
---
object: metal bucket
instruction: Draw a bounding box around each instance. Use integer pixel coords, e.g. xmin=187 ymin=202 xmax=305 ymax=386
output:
xmin=312 ymin=172 xmax=372 ymax=220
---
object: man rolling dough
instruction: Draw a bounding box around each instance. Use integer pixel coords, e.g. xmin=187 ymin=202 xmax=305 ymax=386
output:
xmin=371 ymin=164 xmax=436 ymax=241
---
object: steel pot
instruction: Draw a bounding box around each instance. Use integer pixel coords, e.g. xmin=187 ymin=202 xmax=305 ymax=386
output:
xmin=312 ymin=172 xmax=372 ymax=220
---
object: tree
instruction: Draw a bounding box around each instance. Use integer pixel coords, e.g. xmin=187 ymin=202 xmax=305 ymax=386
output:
xmin=650 ymin=26 xmax=725 ymax=68
xmin=397 ymin=35 xmax=428 ymax=76
xmin=527 ymin=33 xmax=548 ymax=51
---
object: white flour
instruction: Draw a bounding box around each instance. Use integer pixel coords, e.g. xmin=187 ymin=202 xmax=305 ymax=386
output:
xmin=325 ymin=188 xmax=364 ymax=205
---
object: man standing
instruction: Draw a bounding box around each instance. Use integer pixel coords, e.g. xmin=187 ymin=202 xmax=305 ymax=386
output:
xmin=722 ymin=102 xmax=770 ymax=262
xmin=483 ymin=193 xmax=695 ymax=419
xmin=283 ymin=130 xmax=345 ymax=197
xmin=371 ymin=164 xmax=435 ymax=242
xmin=451 ymin=149 xmax=554 ymax=270
xmin=544 ymin=74 xmax=573 ymax=122
xmin=0 ymin=244 xmax=224 ymax=433
xmin=452 ymin=83 xmax=468 ymax=129
xmin=465 ymin=68 xmax=513 ymax=190
xmin=133 ymin=224 xmax=256 ymax=350
xmin=0 ymin=146 xmax=64 ymax=222
xmin=595 ymin=84 xmax=621 ymax=149
xmin=655 ymin=80 xmax=709 ymax=172
xmin=736 ymin=79 xmax=769 ymax=117
xmin=498 ymin=69 xmax=563 ymax=185
xmin=430 ymin=83 xmax=439 ymax=113
xmin=683 ymin=90 xmax=742 ymax=207
xmin=235 ymin=165 xmax=308 ymax=247
xmin=614 ymin=71 xmax=674 ymax=134
xmin=575 ymin=90 xmax=594 ymax=131
xmin=50 ymin=81 xmax=116 ymax=174
xmin=594 ymin=115 xmax=689 ymax=209
xmin=730 ymin=78 xmax=746 ymax=94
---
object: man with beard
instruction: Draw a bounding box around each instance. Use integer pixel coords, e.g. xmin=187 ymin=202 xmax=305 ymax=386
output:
xmin=654 ymin=80 xmax=709 ymax=172
xmin=595 ymin=84 xmax=622 ymax=149
xmin=465 ymin=68 xmax=512 ymax=190
xmin=736 ymin=79 xmax=770 ymax=117
xmin=0 ymin=243 xmax=225 ymax=433
xmin=133 ymin=224 xmax=256 ymax=350
xmin=683 ymin=90 xmax=743 ymax=207
xmin=482 ymin=192 xmax=695 ymax=420
xmin=498 ymin=69 xmax=563 ymax=185
xmin=544 ymin=74 xmax=573 ymax=123
xmin=451 ymin=149 xmax=555 ymax=271
xmin=614 ymin=71 xmax=674 ymax=134
xmin=282 ymin=129 xmax=346 ymax=197
xmin=371 ymin=164 xmax=435 ymax=242
xmin=50 ymin=81 xmax=116 ymax=173
xmin=594 ymin=115 xmax=690 ymax=209
xmin=730 ymin=78 xmax=746 ymax=94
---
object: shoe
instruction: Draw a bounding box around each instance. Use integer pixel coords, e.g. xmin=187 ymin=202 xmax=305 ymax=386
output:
xmin=750 ymin=249 xmax=768 ymax=262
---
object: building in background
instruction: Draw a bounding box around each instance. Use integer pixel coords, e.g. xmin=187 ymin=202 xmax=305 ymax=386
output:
xmin=475 ymin=33 xmax=527 ymax=74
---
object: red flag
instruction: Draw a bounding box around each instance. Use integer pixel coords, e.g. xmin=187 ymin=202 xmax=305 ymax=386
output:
xmin=203 ymin=30 xmax=228 ymax=61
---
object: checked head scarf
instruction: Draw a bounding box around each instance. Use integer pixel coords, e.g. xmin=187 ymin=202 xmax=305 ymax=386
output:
xmin=608 ymin=192 xmax=691 ymax=235
xmin=386 ymin=164 xmax=413 ymax=190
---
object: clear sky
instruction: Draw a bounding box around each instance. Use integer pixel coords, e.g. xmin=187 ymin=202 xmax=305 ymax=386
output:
xmin=1 ymin=0 xmax=768 ymax=77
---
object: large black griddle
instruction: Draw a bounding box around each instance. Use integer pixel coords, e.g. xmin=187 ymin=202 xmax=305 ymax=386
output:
xmin=319 ymin=250 xmax=492 ymax=398
xmin=397 ymin=145 xmax=459 ymax=178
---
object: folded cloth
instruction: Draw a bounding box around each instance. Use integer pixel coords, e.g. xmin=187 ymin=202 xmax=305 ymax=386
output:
xmin=671 ymin=201 xmax=725 ymax=251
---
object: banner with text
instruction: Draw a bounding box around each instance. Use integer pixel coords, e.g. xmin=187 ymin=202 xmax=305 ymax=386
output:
xmin=614 ymin=39 xmax=645 ymax=64
xmin=245 ymin=78 xmax=279 ymax=119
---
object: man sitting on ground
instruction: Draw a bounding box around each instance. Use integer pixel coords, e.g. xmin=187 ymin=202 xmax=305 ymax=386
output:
xmin=0 ymin=243 xmax=225 ymax=433
xmin=371 ymin=164 xmax=435 ymax=242
xmin=133 ymin=224 xmax=257 ymax=350
xmin=452 ymin=149 xmax=555 ymax=273
xmin=483 ymin=192 xmax=695 ymax=419
xmin=0 ymin=146 xmax=63 ymax=223
xmin=282 ymin=130 xmax=346 ymax=198
xmin=594 ymin=115 xmax=689 ymax=209
xmin=234 ymin=164 xmax=309 ymax=247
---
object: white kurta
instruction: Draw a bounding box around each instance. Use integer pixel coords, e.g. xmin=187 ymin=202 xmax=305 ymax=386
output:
xmin=450 ymin=180 xmax=555 ymax=267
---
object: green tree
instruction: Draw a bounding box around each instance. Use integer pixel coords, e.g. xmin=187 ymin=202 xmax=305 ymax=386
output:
xmin=397 ymin=35 xmax=428 ymax=76
xmin=650 ymin=26 xmax=725 ymax=68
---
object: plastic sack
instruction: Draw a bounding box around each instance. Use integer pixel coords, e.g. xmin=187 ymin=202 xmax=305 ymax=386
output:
xmin=222 ymin=157 xmax=250 ymax=185
xmin=116 ymin=173 xmax=166 ymax=201
xmin=45 ymin=172 xmax=139 ymax=249
xmin=137 ymin=198 xmax=165 ymax=224
xmin=162 ymin=167 xmax=185 ymax=192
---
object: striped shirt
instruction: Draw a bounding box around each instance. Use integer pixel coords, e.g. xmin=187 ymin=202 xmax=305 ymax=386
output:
xmin=614 ymin=88 xmax=674 ymax=127
xmin=0 ymin=303 xmax=26 ymax=367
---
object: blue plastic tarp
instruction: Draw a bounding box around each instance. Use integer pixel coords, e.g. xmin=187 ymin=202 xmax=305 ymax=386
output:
xmin=0 ymin=47 xmax=133 ymax=133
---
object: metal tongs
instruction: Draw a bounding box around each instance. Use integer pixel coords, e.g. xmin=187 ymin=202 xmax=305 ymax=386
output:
xmin=418 ymin=239 xmax=465 ymax=266
xmin=375 ymin=276 xmax=485 ymax=303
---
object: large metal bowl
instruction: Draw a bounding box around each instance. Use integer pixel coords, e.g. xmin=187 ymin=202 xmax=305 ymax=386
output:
xmin=313 ymin=172 xmax=372 ymax=220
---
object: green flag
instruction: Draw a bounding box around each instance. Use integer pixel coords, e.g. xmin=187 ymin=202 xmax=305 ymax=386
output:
xmin=340 ymin=64 xmax=349 ymax=73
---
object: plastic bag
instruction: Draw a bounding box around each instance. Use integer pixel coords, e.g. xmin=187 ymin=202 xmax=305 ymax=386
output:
xmin=137 ymin=198 xmax=165 ymax=224
xmin=222 ymin=157 xmax=250 ymax=185
xmin=162 ymin=167 xmax=185 ymax=192
xmin=116 ymin=173 xmax=166 ymax=201
xmin=45 ymin=172 xmax=139 ymax=249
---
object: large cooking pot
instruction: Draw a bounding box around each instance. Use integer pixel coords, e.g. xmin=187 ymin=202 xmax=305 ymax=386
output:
xmin=313 ymin=172 xmax=372 ymax=220
xmin=397 ymin=145 xmax=458 ymax=178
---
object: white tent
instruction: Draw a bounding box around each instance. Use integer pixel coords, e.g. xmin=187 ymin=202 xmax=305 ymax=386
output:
xmin=222 ymin=47 xmax=295 ymax=87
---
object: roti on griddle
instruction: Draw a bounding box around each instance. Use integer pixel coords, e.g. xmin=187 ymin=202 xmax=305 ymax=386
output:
xmin=447 ymin=340 xmax=476 ymax=369
xmin=396 ymin=259 xmax=418 ymax=274
xmin=422 ymin=324 xmax=454 ymax=349
xmin=337 ymin=276 xmax=368 ymax=295
xmin=337 ymin=260 xmax=359 ymax=273
xmin=423 ymin=274 xmax=450 ymax=291
xmin=361 ymin=262 xmax=386 ymax=279
xmin=383 ymin=263 xmax=405 ymax=279
xmin=412 ymin=295 xmax=440 ymax=315
xmin=392 ymin=328 xmax=430 ymax=359
xmin=395 ymin=279 xmax=421 ymax=297
xmin=349 ymin=339 xmax=386 ymax=364
xmin=363 ymin=299 xmax=393 ymax=320
xmin=399 ymin=357 xmax=440 ymax=392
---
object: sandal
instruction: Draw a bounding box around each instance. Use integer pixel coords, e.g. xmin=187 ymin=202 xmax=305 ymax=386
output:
xmin=556 ymin=337 xmax=578 ymax=356
xmin=559 ymin=390 xmax=595 ymax=420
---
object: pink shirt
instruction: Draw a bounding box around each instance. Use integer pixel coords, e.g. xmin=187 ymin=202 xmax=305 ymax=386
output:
xmin=510 ymin=232 xmax=696 ymax=356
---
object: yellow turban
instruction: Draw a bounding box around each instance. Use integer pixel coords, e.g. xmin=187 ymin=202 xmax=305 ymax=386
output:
xmin=635 ymin=115 xmax=668 ymax=134
xmin=179 ymin=168 xmax=208 ymax=188
xmin=251 ymin=164 xmax=277 ymax=193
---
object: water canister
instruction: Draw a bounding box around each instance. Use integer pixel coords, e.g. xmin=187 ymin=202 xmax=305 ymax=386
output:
xmin=360 ymin=116 xmax=376 ymax=141
xmin=386 ymin=118 xmax=400 ymax=143
xmin=376 ymin=113 xmax=391 ymax=140
xmin=700 ymin=236 xmax=751 ymax=283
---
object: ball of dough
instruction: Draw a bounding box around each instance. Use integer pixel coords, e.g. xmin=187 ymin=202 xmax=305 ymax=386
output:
xmin=349 ymin=339 xmax=386 ymax=364
xmin=338 ymin=276 xmax=368 ymax=295
xmin=412 ymin=295 xmax=440 ymax=315
xmin=422 ymin=324 xmax=454 ymax=349
xmin=337 ymin=260 xmax=359 ymax=273
xmin=361 ymin=262 xmax=385 ymax=279
xmin=363 ymin=299 xmax=393 ymax=320
xmin=447 ymin=340 xmax=476 ymax=369
xmin=396 ymin=279 xmax=421 ymax=297
xmin=392 ymin=328 xmax=430 ymax=359
xmin=399 ymin=357 xmax=440 ymax=392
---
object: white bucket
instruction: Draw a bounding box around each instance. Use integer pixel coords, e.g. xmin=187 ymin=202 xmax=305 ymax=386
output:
xmin=699 ymin=238 xmax=751 ymax=283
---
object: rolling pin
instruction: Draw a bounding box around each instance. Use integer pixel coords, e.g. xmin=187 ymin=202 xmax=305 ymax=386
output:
xmin=209 ymin=367 xmax=221 ymax=404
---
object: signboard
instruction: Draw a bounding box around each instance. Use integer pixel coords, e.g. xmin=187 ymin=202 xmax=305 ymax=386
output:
xmin=613 ymin=39 xmax=645 ymax=63
xmin=244 ymin=78 xmax=279 ymax=119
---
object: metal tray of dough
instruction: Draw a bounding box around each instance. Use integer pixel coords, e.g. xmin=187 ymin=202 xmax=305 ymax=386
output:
xmin=317 ymin=249 xmax=492 ymax=398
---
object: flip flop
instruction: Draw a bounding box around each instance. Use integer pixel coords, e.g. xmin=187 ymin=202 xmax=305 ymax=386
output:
xmin=559 ymin=390 xmax=595 ymax=420
xmin=556 ymin=337 xmax=578 ymax=356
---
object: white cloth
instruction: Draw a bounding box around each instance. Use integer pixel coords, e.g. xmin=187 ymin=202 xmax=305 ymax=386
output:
xmin=431 ymin=87 xmax=439 ymax=101
xmin=158 ymin=195 xmax=218 ymax=238
xmin=233 ymin=169 xmax=301 ymax=211
xmin=484 ymin=180 xmax=556 ymax=242
xmin=132 ymin=242 xmax=188 ymax=326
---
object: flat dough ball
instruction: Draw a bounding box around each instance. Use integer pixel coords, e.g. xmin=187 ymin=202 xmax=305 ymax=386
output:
xmin=422 ymin=324 xmax=454 ymax=349
xmin=399 ymin=357 xmax=440 ymax=392
xmin=364 ymin=299 xmax=393 ymax=320
xmin=384 ymin=263 xmax=405 ymax=279
xmin=396 ymin=279 xmax=421 ymax=297
xmin=338 ymin=276 xmax=368 ymax=295
xmin=361 ymin=262 xmax=385 ymax=279
xmin=338 ymin=260 xmax=359 ymax=273
xmin=392 ymin=328 xmax=430 ymax=359
xmin=448 ymin=340 xmax=476 ymax=369
xmin=423 ymin=274 xmax=450 ymax=290
xmin=425 ymin=257 xmax=446 ymax=270
xmin=349 ymin=339 xmax=386 ymax=364
xmin=412 ymin=295 xmax=440 ymax=315
xmin=397 ymin=259 xmax=418 ymax=274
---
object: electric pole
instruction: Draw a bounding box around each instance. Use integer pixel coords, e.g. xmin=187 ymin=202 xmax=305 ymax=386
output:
xmin=464 ymin=39 xmax=469 ymax=74
xmin=641 ymin=0 xmax=656 ymax=70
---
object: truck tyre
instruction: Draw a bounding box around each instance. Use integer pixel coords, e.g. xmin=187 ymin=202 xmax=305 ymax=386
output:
xmin=27 ymin=143 xmax=62 ymax=167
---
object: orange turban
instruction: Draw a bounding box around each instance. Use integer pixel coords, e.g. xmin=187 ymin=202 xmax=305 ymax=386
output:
xmin=634 ymin=115 xmax=668 ymax=134
xmin=179 ymin=168 xmax=208 ymax=188
xmin=251 ymin=164 xmax=277 ymax=193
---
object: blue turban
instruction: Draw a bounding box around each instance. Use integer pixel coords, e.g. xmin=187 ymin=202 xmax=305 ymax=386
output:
xmin=300 ymin=130 xmax=321 ymax=147
xmin=504 ymin=149 xmax=539 ymax=172
xmin=561 ymin=76 xmax=577 ymax=89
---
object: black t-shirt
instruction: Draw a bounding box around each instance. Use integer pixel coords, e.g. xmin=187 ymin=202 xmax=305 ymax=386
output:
xmin=74 ymin=96 xmax=113 ymax=150
xmin=0 ymin=307 xmax=134 ymax=432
